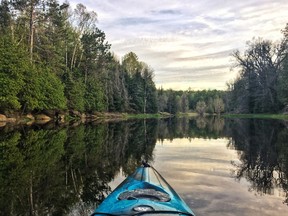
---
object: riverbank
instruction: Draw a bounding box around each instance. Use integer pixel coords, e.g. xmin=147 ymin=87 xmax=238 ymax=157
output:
xmin=125 ymin=112 xmax=172 ymax=119
xmin=223 ymin=113 xmax=288 ymax=120
xmin=0 ymin=111 xmax=174 ymax=127
xmin=1 ymin=111 xmax=288 ymax=128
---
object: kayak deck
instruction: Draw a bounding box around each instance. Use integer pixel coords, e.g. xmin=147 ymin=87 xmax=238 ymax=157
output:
xmin=92 ymin=163 xmax=195 ymax=216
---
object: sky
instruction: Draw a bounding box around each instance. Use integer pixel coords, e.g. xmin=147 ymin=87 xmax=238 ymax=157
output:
xmin=64 ymin=0 xmax=288 ymax=90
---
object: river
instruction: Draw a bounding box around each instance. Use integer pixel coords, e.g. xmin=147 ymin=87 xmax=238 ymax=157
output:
xmin=1 ymin=117 xmax=288 ymax=215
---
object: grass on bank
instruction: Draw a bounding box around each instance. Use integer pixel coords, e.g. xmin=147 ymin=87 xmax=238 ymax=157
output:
xmin=176 ymin=112 xmax=198 ymax=117
xmin=223 ymin=113 xmax=288 ymax=120
xmin=123 ymin=112 xmax=288 ymax=120
xmin=124 ymin=112 xmax=172 ymax=119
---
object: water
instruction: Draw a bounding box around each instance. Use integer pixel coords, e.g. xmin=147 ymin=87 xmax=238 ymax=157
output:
xmin=1 ymin=117 xmax=288 ymax=215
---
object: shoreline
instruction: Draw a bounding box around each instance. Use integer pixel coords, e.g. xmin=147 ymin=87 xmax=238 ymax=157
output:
xmin=223 ymin=113 xmax=288 ymax=120
xmin=1 ymin=112 xmax=288 ymax=128
xmin=0 ymin=111 xmax=174 ymax=127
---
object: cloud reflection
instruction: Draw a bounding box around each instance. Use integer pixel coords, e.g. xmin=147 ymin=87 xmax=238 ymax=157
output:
xmin=153 ymin=138 xmax=288 ymax=216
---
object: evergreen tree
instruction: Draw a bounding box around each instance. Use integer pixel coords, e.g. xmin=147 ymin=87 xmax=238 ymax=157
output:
xmin=0 ymin=36 xmax=26 ymax=111
xmin=0 ymin=1 xmax=159 ymax=115
xmin=141 ymin=63 xmax=158 ymax=113
xmin=181 ymin=92 xmax=189 ymax=113
xmin=157 ymin=88 xmax=168 ymax=112
xmin=106 ymin=57 xmax=129 ymax=112
xmin=84 ymin=78 xmax=106 ymax=112
xmin=167 ymin=90 xmax=177 ymax=114
xmin=0 ymin=0 xmax=12 ymax=35
xmin=63 ymin=71 xmax=85 ymax=112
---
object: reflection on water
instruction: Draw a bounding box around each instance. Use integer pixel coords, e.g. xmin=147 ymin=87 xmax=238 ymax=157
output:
xmin=0 ymin=117 xmax=288 ymax=215
xmin=227 ymin=119 xmax=288 ymax=205
xmin=0 ymin=120 xmax=157 ymax=216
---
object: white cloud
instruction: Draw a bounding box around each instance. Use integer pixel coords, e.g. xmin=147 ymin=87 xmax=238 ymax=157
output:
xmin=63 ymin=0 xmax=288 ymax=90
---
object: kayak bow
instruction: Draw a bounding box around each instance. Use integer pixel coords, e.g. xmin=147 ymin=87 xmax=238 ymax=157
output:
xmin=92 ymin=162 xmax=195 ymax=216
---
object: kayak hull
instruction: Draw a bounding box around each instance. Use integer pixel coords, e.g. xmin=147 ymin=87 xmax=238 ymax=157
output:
xmin=93 ymin=164 xmax=195 ymax=216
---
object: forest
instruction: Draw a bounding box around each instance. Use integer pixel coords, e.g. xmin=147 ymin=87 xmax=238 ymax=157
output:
xmin=0 ymin=0 xmax=288 ymax=117
xmin=0 ymin=0 xmax=158 ymax=115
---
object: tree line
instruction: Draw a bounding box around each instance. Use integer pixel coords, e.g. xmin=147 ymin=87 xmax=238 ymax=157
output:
xmin=159 ymin=23 xmax=288 ymax=116
xmin=227 ymin=24 xmax=288 ymax=114
xmin=0 ymin=0 xmax=157 ymax=115
xmin=2 ymin=1 xmax=287 ymax=116
xmin=157 ymin=88 xmax=225 ymax=115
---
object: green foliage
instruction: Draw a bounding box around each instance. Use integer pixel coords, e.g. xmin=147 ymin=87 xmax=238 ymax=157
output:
xmin=0 ymin=0 xmax=11 ymax=33
xmin=18 ymin=66 xmax=43 ymax=111
xmin=157 ymin=88 xmax=168 ymax=112
xmin=0 ymin=1 xmax=159 ymax=115
xmin=35 ymin=1 xmax=69 ymax=73
xmin=188 ymin=89 xmax=224 ymax=111
xmin=223 ymin=113 xmax=288 ymax=119
xmin=196 ymin=100 xmax=206 ymax=116
xmin=166 ymin=90 xmax=178 ymax=114
xmin=157 ymin=88 xmax=225 ymax=114
xmin=0 ymin=36 xmax=26 ymax=111
xmin=127 ymin=70 xmax=145 ymax=112
xmin=106 ymin=58 xmax=129 ymax=112
xmin=19 ymin=66 xmax=67 ymax=111
xmin=180 ymin=93 xmax=189 ymax=113
xmin=207 ymin=97 xmax=214 ymax=114
xmin=39 ymin=68 xmax=67 ymax=110
xmin=122 ymin=53 xmax=158 ymax=113
xmin=145 ymin=82 xmax=158 ymax=113
xmin=122 ymin=52 xmax=140 ymax=75
xmin=84 ymin=79 xmax=106 ymax=112
xmin=63 ymin=71 xmax=85 ymax=112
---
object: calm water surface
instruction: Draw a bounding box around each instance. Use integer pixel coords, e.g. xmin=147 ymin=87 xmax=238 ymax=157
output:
xmin=1 ymin=117 xmax=288 ymax=215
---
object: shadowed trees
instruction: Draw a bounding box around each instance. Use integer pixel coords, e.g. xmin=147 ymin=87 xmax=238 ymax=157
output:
xmin=227 ymin=25 xmax=288 ymax=113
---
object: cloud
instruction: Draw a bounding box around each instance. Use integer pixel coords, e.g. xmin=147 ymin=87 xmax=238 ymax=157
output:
xmin=151 ymin=9 xmax=182 ymax=15
xmin=63 ymin=0 xmax=288 ymax=90
xmin=115 ymin=17 xmax=161 ymax=26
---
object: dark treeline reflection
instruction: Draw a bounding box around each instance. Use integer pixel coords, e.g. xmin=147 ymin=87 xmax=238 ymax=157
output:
xmin=226 ymin=118 xmax=288 ymax=205
xmin=0 ymin=120 xmax=157 ymax=216
xmin=1 ymin=117 xmax=288 ymax=215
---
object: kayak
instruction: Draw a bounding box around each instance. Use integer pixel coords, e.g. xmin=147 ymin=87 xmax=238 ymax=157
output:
xmin=92 ymin=162 xmax=195 ymax=216
xmin=91 ymin=162 xmax=195 ymax=216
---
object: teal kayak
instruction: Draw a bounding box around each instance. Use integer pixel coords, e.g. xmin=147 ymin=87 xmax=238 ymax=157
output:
xmin=92 ymin=162 xmax=195 ymax=216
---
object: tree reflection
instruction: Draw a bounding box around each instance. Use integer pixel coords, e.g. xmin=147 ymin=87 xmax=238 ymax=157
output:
xmin=157 ymin=116 xmax=226 ymax=141
xmin=0 ymin=128 xmax=68 ymax=215
xmin=0 ymin=119 xmax=157 ymax=215
xmin=229 ymin=119 xmax=288 ymax=205
xmin=1 ymin=117 xmax=288 ymax=215
xmin=155 ymin=117 xmax=288 ymax=205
